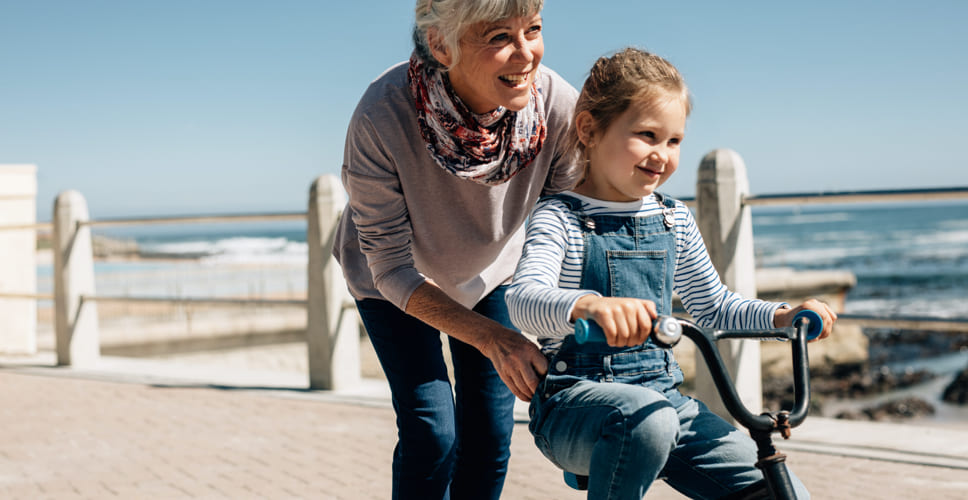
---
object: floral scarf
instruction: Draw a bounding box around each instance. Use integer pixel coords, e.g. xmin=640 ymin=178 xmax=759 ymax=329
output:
xmin=408 ymin=53 xmax=547 ymax=186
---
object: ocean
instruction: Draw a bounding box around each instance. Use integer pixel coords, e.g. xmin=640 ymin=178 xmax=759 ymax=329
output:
xmin=752 ymin=199 xmax=968 ymax=321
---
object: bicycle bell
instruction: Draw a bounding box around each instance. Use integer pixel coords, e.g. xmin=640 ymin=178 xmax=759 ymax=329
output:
xmin=653 ymin=316 xmax=682 ymax=347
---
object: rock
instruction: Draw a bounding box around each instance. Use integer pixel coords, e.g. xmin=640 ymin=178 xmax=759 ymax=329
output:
xmin=761 ymin=323 xmax=868 ymax=379
xmin=762 ymin=362 xmax=936 ymax=417
xmin=671 ymin=320 xmax=870 ymax=385
xmin=942 ymin=364 xmax=968 ymax=405
xmin=835 ymin=397 xmax=936 ymax=422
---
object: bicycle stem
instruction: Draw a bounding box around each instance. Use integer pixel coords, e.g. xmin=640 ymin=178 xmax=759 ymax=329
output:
xmin=677 ymin=318 xmax=812 ymax=432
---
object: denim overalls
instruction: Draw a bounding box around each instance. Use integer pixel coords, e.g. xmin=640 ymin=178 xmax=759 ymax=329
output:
xmin=528 ymin=194 xmax=808 ymax=500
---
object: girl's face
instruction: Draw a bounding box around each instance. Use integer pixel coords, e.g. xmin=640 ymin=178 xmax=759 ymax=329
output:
xmin=576 ymin=93 xmax=687 ymax=202
xmin=436 ymin=14 xmax=544 ymax=114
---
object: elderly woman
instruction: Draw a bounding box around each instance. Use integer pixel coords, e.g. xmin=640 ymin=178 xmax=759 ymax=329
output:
xmin=333 ymin=0 xmax=578 ymax=498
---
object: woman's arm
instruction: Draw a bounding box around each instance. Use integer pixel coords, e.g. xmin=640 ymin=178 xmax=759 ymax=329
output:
xmin=342 ymin=112 xmax=428 ymax=310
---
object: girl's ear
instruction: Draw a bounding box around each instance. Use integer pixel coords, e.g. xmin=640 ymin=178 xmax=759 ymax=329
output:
xmin=427 ymin=28 xmax=453 ymax=68
xmin=575 ymin=110 xmax=597 ymax=148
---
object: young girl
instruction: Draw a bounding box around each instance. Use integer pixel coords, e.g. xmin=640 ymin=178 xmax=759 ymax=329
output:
xmin=505 ymin=48 xmax=836 ymax=499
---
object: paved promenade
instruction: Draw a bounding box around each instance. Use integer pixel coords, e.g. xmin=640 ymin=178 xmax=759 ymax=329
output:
xmin=2 ymin=351 xmax=967 ymax=499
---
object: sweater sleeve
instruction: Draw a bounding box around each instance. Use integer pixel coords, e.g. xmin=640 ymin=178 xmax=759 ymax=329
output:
xmin=506 ymin=198 xmax=598 ymax=338
xmin=342 ymin=111 xmax=426 ymax=311
xmin=673 ymin=205 xmax=783 ymax=330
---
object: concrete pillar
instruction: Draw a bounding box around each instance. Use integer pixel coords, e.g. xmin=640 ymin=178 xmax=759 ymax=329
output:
xmin=53 ymin=190 xmax=100 ymax=366
xmin=0 ymin=165 xmax=38 ymax=354
xmin=307 ymin=175 xmax=360 ymax=390
xmin=694 ymin=149 xmax=762 ymax=419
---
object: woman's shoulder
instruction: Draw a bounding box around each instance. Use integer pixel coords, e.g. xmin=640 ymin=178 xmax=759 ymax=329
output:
xmin=537 ymin=64 xmax=578 ymax=107
xmin=352 ymin=61 xmax=413 ymax=121
xmin=537 ymin=64 xmax=569 ymax=87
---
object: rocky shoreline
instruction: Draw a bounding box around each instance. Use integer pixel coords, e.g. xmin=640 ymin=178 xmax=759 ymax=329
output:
xmin=763 ymin=326 xmax=968 ymax=423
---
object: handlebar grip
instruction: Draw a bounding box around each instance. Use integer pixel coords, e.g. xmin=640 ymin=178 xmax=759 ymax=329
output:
xmin=793 ymin=309 xmax=823 ymax=341
xmin=574 ymin=318 xmax=604 ymax=344
xmin=574 ymin=317 xmax=682 ymax=346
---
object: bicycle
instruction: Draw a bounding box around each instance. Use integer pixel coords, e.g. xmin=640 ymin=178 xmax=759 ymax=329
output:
xmin=560 ymin=310 xmax=823 ymax=500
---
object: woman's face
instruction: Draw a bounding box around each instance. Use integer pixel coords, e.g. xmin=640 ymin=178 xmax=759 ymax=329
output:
xmin=441 ymin=14 xmax=544 ymax=114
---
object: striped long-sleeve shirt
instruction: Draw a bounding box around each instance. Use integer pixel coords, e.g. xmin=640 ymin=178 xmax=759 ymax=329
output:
xmin=506 ymin=191 xmax=785 ymax=355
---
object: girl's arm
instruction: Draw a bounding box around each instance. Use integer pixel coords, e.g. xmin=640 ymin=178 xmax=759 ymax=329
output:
xmin=506 ymin=199 xmax=598 ymax=339
xmin=674 ymin=204 xmax=838 ymax=339
xmin=673 ymin=206 xmax=783 ymax=330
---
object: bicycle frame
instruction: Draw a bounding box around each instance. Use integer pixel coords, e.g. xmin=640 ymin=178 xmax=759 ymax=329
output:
xmin=566 ymin=311 xmax=822 ymax=499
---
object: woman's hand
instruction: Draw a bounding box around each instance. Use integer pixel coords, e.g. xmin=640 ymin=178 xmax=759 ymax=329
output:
xmin=773 ymin=298 xmax=838 ymax=341
xmin=406 ymin=282 xmax=547 ymax=402
xmin=479 ymin=329 xmax=549 ymax=402
xmin=571 ymin=295 xmax=658 ymax=347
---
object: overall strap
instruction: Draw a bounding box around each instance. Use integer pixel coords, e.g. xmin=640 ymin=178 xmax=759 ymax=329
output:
xmin=653 ymin=192 xmax=678 ymax=229
xmin=653 ymin=191 xmax=677 ymax=209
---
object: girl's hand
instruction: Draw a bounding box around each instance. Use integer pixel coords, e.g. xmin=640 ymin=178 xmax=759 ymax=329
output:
xmin=571 ymin=295 xmax=657 ymax=347
xmin=774 ymin=298 xmax=838 ymax=341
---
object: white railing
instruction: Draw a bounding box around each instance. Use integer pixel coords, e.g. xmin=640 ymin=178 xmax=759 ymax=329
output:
xmin=0 ymin=173 xmax=360 ymax=391
xmin=2 ymin=155 xmax=967 ymax=406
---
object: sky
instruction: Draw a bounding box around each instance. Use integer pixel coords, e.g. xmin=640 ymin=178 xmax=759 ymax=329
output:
xmin=2 ymin=0 xmax=967 ymax=221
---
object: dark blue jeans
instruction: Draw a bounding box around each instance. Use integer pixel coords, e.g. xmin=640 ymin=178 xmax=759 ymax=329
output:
xmin=356 ymin=285 xmax=517 ymax=500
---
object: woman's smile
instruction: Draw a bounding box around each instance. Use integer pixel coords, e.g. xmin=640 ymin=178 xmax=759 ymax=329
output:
xmin=498 ymin=70 xmax=534 ymax=88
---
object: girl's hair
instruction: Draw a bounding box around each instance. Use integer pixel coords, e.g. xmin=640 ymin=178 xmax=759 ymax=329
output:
xmin=568 ymin=47 xmax=692 ymax=167
xmin=413 ymin=0 xmax=544 ymax=69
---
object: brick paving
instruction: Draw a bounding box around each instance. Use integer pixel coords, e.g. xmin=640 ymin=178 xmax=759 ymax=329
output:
xmin=2 ymin=367 xmax=968 ymax=499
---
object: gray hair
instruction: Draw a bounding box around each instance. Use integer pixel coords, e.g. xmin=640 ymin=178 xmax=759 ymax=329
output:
xmin=413 ymin=0 xmax=544 ymax=69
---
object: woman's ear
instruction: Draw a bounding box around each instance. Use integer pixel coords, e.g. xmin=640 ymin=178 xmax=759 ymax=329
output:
xmin=575 ymin=111 xmax=597 ymax=148
xmin=427 ymin=28 xmax=453 ymax=68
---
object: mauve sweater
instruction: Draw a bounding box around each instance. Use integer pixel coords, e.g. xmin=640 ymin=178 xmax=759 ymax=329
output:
xmin=333 ymin=61 xmax=580 ymax=311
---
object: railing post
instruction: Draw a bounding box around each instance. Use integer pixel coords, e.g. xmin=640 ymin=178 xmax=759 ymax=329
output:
xmin=0 ymin=165 xmax=38 ymax=354
xmin=695 ymin=149 xmax=762 ymax=419
xmin=307 ymin=175 xmax=360 ymax=390
xmin=52 ymin=190 xmax=100 ymax=366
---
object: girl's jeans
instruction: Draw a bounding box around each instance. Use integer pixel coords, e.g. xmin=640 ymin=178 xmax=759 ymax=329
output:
xmin=529 ymin=345 xmax=810 ymax=500
xmin=356 ymin=285 xmax=516 ymax=500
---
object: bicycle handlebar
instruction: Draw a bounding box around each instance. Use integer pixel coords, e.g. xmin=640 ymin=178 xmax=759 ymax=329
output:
xmin=573 ymin=310 xmax=822 ymax=433
xmin=574 ymin=310 xmax=823 ymax=345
